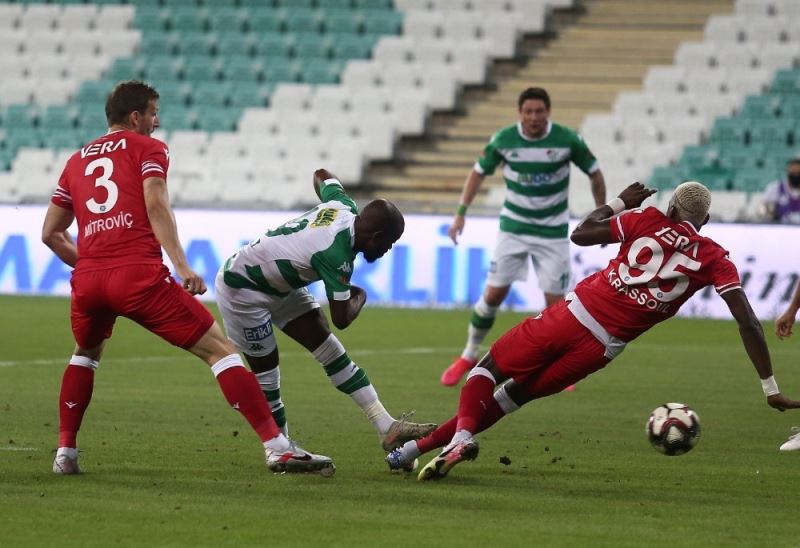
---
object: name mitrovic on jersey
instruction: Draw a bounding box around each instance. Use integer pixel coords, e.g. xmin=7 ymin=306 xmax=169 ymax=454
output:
xmin=50 ymin=129 xmax=170 ymax=272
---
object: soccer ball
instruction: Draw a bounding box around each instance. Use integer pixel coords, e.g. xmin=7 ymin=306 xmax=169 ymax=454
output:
xmin=646 ymin=403 xmax=701 ymax=456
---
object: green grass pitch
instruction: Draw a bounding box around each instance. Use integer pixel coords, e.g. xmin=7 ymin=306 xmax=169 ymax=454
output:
xmin=1 ymin=295 xmax=799 ymax=547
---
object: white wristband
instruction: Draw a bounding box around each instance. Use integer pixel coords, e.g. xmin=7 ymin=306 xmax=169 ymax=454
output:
xmin=323 ymin=177 xmax=342 ymax=187
xmin=607 ymin=197 xmax=626 ymax=215
xmin=761 ymin=375 xmax=780 ymax=397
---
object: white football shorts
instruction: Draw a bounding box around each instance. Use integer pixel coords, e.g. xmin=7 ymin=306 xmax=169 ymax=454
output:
xmin=486 ymin=230 xmax=572 ymax=294
xmin=214 ymin=271 xmax=319 ymax=357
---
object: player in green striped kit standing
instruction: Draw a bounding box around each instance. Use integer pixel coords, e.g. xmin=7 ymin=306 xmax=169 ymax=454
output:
xmin=441 ymin=87 xmax=607 ymax=386
xmin=215 ymin=168 xmax=436 ymax=470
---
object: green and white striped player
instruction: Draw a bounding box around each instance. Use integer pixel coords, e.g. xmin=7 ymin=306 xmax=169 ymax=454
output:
xmin=441 ymin=87 xmax=608 ymax=386
xmin=215 ymin=169 xmax=436 ymax=461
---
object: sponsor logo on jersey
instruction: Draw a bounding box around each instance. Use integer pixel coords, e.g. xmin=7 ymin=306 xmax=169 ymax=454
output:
xmin=249 ymin=343 xmax=266 ymax=352
xmin=337 ymin=262 xmax=352 ymax=273
xmin=244 ymin=320 xmax=273 ymax=342
xmin=311 ymin=208 xmax=339 ymax=227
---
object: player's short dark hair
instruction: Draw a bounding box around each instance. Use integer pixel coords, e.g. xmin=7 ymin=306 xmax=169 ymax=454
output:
xmin=518 ymin=87 xmax=550 ymax=110
xmin=787 ymin=157 xmax=800 ymax=168
xmin=105 ymin=81 xmax=159 ymax=126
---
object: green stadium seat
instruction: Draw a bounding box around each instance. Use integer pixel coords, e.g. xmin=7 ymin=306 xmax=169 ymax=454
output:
xmin=248 ymin=10 xmax=284 ymax=34
xmin=285 ymin=11 xmax=323 ymax=34
xmin=214 ymin=35 xmax=255 ymax=57
xmin=229 ymin=83 xmax=271 ymax=108
xmin=4 ymin=105 xmax=38 ymax=129
xmin=43 ymin=131 xmax=83 ymax=152
xmin=182 ymin=58 xmax=220 ymax=82
xmin=75 ymin=80 xmax=115 ymax=105
xmin=144 ymin=57 xmax=181 ymax=82
xmin=276 ymin=0 xmax=315 ymax=7
xmin=318 ymin=0 xmax=354 ymax=8
xmin=263 ymin=60 xmax=300 ymax=84
xmin=361 ymin=10 xmax=402 ymax=35
xmin=254 ymin=34 xmax=294 ymax=58
xmin=176 ymin=32 xmax=215 ymax=57
xmin=191 ymin=82 xmax=233 ymax=108
xmin=159 ymin=107 xmax=197 ymax=131
xmin=647 ymin=166 xmax=683 ymax=191
xmin=679 ymin=145 xmax=716 ymax=171
xmin=323 ymin=10 xmax=364 ymax=35
xmin=749 ymin=120 xmax=792 ymax=145
xmin=221 ymin=56 xmax=264 ymax=82
xmin=41 ymin=105 xmax=77 ymax=130
xmin=76 ymin=107 xmax=109 ymax=134
xmin=770 ymin=69 xmax=800 ymax=95
xmin=301 ymin=60 xmax=341 ymax=84
xmin=292 ymin=36 xmax=332 ymax=60
xmin=5 ymin=129 xmax=43 ymax=154
xmin=331 ymin=35 xmax=372 ymax=59
xmin=195 ymin=107 xmax=240 ymax=132
xmin=208 ymin=9 xmax=246 ymax=34
xmin=731 ymin=168 xmax=771 ymax=193
xmin=709 ymin=118 xmax=747 ymax=145
xmin=353 ymin=0 xmax=394 ymax=8
xmin=133 ymin=7 xmax=170 ymax=33
xmin=154 ymin=81 xmax=191 ymax=110
xmin=139 ymin=34 xmax=176 ymax=57
xmin=740 ymin=95 xmax=780 ymax=119
xmin=107 ymin=57 xmax=144 ymax=81
xmin=169 ymin=8 xmax=209 ymax=33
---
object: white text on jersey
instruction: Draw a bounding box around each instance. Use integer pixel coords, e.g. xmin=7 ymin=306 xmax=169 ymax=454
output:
xmin=654 ymin=226 xmax=700 ymax=258
xmin=81 ymin=138 xmax=127 ymax=159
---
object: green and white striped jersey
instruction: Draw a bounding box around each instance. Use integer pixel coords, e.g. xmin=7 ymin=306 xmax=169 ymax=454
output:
xmin=222 ymin=180 xmax=358 ymax=301
xmin=476 ymin=121 xmax=599 ymax=239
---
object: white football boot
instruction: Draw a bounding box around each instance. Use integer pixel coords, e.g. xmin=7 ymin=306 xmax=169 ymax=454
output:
xmin=265 ymin=441 xmax=335 ymax=476
xmin=52 ymin=448 xmax=81 ymax=475
xmin=779 ymin=427 xmax=800 ymax=451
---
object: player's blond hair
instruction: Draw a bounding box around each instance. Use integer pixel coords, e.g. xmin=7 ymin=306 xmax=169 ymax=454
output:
xmin=670 ymin=181 xmax=711 ymax=225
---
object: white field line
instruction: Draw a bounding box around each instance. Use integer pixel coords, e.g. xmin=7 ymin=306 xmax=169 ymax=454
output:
xmin=0 ymin=347 xmax=457 ymax=368
xmin=0 ymin=446 xmax=38 ymax=452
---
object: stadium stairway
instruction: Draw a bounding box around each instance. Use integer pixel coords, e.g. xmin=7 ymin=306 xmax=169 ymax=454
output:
xmin=360 ymin=0 xmax=732 ymax=215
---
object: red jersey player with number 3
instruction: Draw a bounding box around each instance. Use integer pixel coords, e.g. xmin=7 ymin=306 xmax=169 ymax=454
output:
xmin=42 ymin=81 xmax=334 ymax=476
xmin=384 ymin=181 xmax=800 ymax=480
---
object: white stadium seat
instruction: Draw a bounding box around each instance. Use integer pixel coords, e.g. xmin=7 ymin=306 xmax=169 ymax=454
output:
xmin=674 ymin=42 xmax=718 ymax=69
xmin=20 ymin=5 xmax=61 ymax=30
xmin=643 ymin=66 xmax=687 ymax=93
xmin=704 ymin=15 xmax=746 ymax=43
xmin=96 ymin=5 xmax=136 ymax=31
xmin=60 ymin=5 xmax=98 ymax=32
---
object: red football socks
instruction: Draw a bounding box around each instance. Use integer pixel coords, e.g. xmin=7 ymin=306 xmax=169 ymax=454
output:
xmin=58 ymin=364 xmax=95 ymax=448
xmin=215 ymin=366 xmax=280 ymax=442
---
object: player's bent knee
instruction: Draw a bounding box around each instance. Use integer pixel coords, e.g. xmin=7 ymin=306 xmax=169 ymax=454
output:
xmin=188 ymin=322 xmax=240 ymax=366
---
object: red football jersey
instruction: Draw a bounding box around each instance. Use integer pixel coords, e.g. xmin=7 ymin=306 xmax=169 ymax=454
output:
xmin=51 ymin=130 xmax=170 ymax=272
xmin=574 ymin=206 xmax=741 ymax=341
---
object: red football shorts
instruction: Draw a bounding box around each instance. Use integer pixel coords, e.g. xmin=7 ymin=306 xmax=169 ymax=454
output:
xmin=70 ymin=264 xmax=214 ymax=350
xmin=490 ymin=300 xmax=612 ymax=399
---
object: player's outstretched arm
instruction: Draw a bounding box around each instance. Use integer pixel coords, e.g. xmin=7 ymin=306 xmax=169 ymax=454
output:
xmin=722 ymin=288 xmax=800 ymax=411
xmin=42 ymin=203 xmax=78 ymax=267
xmin=328 ymin=285 xmax=367 ymax=330
xmin=143 ymin=177 xmax=206 ymax=295
xmin=775 ymin=281 xmax=800 ymax=340
xmin=571 ymin=182 xmax=657 ymax=247
xmin=448 ymin=170 xmax=485 ymax=245
xmin=313 ymin=168 xmax=338 ymax=201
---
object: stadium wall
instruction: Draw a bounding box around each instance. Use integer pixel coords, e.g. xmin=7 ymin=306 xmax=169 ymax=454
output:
xmin=1 ymin=205 xmax=796 ymax=321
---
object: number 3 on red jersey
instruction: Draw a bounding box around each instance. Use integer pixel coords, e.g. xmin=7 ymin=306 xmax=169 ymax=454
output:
xmin=84 ymin=157 xmax=118 ymax=214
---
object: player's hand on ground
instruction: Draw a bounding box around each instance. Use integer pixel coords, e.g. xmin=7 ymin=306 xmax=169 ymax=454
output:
xmin=176 ymin=266 xmax=207 ymax=295
xmin=448 ymin=216 xmax=465 ymax=245
xmin=767 ymin=393 xmax=800 ymax=411
xmin=775 ymin=311 xmax=795 ymax=340
xmin=618 ymin=182 xmax=657 ymax=210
